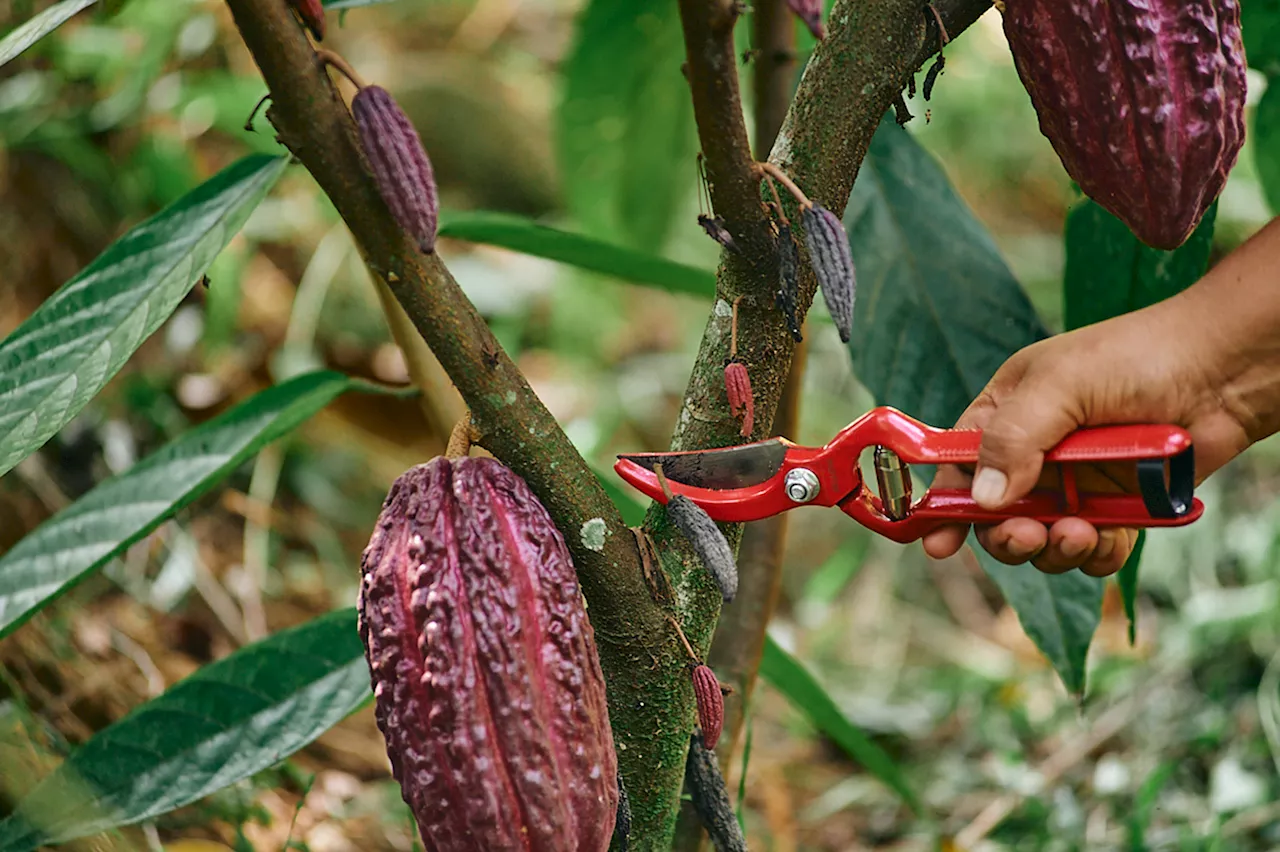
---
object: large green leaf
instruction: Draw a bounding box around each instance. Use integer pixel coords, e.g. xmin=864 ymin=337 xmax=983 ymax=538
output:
xmin=973 ymin=546 xmax=1103 ymax=698
xmin=760 ymin=636 xmax=921 ymax=815
xmin=0 ymin=0 xmax=96 ymax=69
xmin=1062 ymin=197 xmax=1216 ymax=645
xmin=0 ymin=154 xmax=289 ymax=480
xmin=1243 ymin=1 xmax=1280 ymax=77
xmin=1256 ymin=79 xmax=1280 ymax=216
xmin=1063 ymin=199 xmax=1217 ymax=332
xmin=439 ymin=211 xmax=715 ymax=298
xmin=557 ymin=0 xmax=696 ymax=252
xmin=0 ymin=608 xmax=370 ymax=852
xmin=842 ymin=117 xmax=1100 ymax=691
xmin=844 ymin=116 xmax=1049 ymax=432
xmin=0 ymin=371 xmax=356 ymax=639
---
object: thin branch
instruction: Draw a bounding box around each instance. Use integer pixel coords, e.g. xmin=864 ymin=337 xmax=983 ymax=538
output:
xmin=750 ymin=0 xmax=796 ymax=159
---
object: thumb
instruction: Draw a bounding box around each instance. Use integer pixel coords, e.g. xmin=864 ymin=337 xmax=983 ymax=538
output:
xmin=969 ymin=381 xmax=1083 ymax=510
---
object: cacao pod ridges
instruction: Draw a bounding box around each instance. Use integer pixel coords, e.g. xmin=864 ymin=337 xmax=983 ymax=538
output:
xmin=1002 ymin=0 xmax=1246 ymax=250
xmin=352 ymin=85 xmax=441 ymax=254
xmin=358 ymin=457 xmax=618 ymax=851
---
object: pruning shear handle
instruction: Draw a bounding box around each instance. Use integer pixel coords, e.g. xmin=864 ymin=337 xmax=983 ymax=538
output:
xmin=615 ymin=406 xmax=1203 ymax=544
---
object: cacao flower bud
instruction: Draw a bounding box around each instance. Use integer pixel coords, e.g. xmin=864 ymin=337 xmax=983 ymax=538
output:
xmin=288 ymin=0 xmax=324 ymax=40
xmin=723 ymin=360 xmax=754 ymax=437
xmin=1002 ymin=0 xmax=1246 ymax=250
xmin=698 ymin=214 xmax=739 ymax=254
xmin=685 ymin=733 xmax=748 ymax=852
xmin=801 ymin=204 xmax=855 ymax=344
xmin=692 ymin=664 xmax=725 ymax=750
xmin=786 ymin=0 xmax=825 ymax=40
xmin=352 ymin=85 xmax=440 ymax=254
xmin=775 ymin=223 xmax=802 ymax=342
xmin=357 ymin=457 xmax=618 ymax=851
xmin=666 ymin=495 xmax=738 ymax=603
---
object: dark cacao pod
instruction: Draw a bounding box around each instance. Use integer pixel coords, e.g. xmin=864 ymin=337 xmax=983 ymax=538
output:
xmin=352 ymin=85 xmax=440 ymax=254
xmin=698 ymin=214 xmax=739 ymax=253
xmin=723 ymin=360 xmax=754 ymax=437
xmin=801 ymin=204 xmax=855 ymax=344
xmin=692 ymin=664 xmax=725 ymax=750
xmin=685 ymin=733 xmax=748 ymax=852
xmin=357 ymin=457 xmax=618 ymax=851
xmin=1002 ymin=0 xmax=1246 ymax=250
xmin=775 ymin=224 xmax=802 ymax=342
xmin=287 ymin=0 xmax=324 ymax=40
xmin=667 ymin=495 xmax=738 ymax=603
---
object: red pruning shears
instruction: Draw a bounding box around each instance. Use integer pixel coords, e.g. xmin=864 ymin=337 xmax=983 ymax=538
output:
xmin=614 ymin=406 xmax=1204 ymax=544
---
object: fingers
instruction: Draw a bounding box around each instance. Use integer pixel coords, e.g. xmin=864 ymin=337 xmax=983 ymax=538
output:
xmin=970 ymin=381 xmax=1083 ymax=511
xmin=965 ymin=519 xmax=1136 ymax=576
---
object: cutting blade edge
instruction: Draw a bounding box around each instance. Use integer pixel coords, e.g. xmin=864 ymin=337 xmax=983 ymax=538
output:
xmin=616 ymin=439 xmax=789 ymax=490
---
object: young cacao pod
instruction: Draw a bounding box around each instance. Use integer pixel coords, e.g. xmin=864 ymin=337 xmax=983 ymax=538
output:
xmin=775 ymin=224 xmax=802 ymax=342
xmin=352 ymin=85 xmax=440 ymax=254
xmin=1002 ymin=0 xmax=1246 ymax=250
xmin=287 ymin=0 xmax=324 ymax=40
xmin=786 ymin=0 xmax=825 ymax=40
xmin=692 ymin=664 xmax=725 ymax=750
xmin=685 ymin=733 xmax=748 ymax=852
xmin=357 ymin=457 xmax=618 ymax=851
xmin=801 ymin=204 xmax=855 ymax=344
xmin=666 ymin=494 xmax=739 ymax=603
xmin=698 ymin=214 xmax=739 ymax=254
xmin=723 ymin=360 xmax=754 ymax=437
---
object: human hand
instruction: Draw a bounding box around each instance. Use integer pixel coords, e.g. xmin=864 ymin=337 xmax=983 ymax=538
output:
xmin=920 ymin=293 xmax=1254 ymax=576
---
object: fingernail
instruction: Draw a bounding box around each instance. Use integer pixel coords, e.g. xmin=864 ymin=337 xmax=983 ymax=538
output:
xmin=971 ymin=468 xmax=1008 ymax=508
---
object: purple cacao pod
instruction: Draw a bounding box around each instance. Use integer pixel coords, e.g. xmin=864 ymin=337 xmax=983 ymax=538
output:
xmin=801 ymin=204 xmax=855 ymax=344
xmin=1003 ymin=0 xmax=1246 ymax=250
xmin=786 ymin=0 xmax=825 ymax=40
xmin=357 ymin=457 xmax=618 ymax=851
xmin=352 ymin=85 xmax=440 ymax=254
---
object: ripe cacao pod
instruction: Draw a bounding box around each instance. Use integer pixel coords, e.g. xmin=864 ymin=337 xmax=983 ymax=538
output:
xmin=357 ymin=457 xmax=618 ymax=851
xmin=1002 ymin=0 xmax=1246 ymax=250
xmin=352 ymin=85 xmax=440 ymax=254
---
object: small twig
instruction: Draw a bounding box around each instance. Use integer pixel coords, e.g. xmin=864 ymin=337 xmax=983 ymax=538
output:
xmin=654 ymin=463 xmax=675 ymax=501
xmin=244 ymin=92 xmax=271 ymax=132
xmin=314 ymin=47 xmax=368 ymax=90
xmin=763 ymin=176 xmax=788 ymax=227
xmin=925 ymin=2 xmax=950 ymax=49
xmin=667 ymin=614 xmax=700 ymax=665
xmin=757 ymin=161 xmax=813 ymax=209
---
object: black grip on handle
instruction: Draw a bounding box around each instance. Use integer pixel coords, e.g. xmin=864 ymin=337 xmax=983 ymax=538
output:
xmin=1137 ymin=446 xmax=1195 ymax=519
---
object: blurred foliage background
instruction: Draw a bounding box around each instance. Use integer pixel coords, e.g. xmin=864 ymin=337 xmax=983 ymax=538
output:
xmin=1 ymin=0 xmax=1279 ymax=849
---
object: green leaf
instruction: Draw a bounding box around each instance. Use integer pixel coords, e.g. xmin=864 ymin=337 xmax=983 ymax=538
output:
xmin=1255 ymin=79 xmax=1280 ymax=217
xmin=557 ymin=0 xmax=696 ymax=251
xmin=973 ymin=543 xmax=1103 ymax=698
xmin=1243 ymin=1 xmax=1280 ymax=77
xmin=0 ymin=371 xmax=356 ymax=639
xmin=1062 ymin=197 xmax=1215 ymax=646
xmin=1117 ymin=530 xmax=1146 ymax=646
xmin=1063 ymin=199 xmax=1217 ymax=332
xmin=0 ymin=609 xmax=370 ymax=852
xmin=760 ymin=636 xmax=921 ymax=815
xmin=439 ymin=211 xmax=715 ymax=298
xmin=0 ymin=154 xmax=288 ymax=479
xmin=844 ymin=115 xmax=1049 ymax=432
xmin=0 ymin=0 xmax=96 ymax=69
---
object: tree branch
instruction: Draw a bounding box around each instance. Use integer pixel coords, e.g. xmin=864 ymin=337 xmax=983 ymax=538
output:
xmin=218 ymin=6 xmax=676 ymax=848
xmin=750 ymin=0 xmax=797 ymax=160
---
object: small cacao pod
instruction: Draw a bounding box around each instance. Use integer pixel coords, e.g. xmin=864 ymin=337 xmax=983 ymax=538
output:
xmin=692 ymin=664 xmax=725 ymax=750
xmin=352 ymin=85 xmax=440 ymax=254
xmin=287 ymin=0 xmax=324 ymax=40
xmin=685 ymin=734 xmax=748 ymax=852
xmin=666 ymin=495 xmax=738 ymax=603
xmin=723 ymin=360 xmax=754 ymax=437
xmin=1002 ymin=0 xmax=1246 ymax=250
xmin=786 ymin=0 xmax=825 ymax=40
xmin=612 ymin=777 xmax=631 ymax=852
xmin=357 ymin=457 xmax=618 ymax=851
xmin=775 ymin=224 xmax=802 ymax=342
xmin=801 ymin=204 xmax=855 ymax=344
xmin=698 ymin=214 xmax=739 ymax=254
